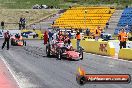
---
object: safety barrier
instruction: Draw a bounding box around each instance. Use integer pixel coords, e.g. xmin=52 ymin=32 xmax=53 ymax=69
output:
xmin=21 ymin=30 xmax=43 ymax=39
xmin=71 ymin=39 xmax=115 ymax=56
xmin=118 ymin=48 xmax=132 ymax=60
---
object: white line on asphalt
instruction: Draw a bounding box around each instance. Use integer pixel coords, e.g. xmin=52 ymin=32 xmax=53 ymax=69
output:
xmin=85 ymin=52 xmax=132 ymax=63
xmin=0 ymin=54 xmax=21 ymax=88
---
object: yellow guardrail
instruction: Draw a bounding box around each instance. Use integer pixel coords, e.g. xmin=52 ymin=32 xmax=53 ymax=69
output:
xmin=71 ymin=39 xmax=115 ymax=56
xmin=118 ymin=48 xmax=132 ymax=60
xmin=21 ymin=30 xmax=43 ymax=39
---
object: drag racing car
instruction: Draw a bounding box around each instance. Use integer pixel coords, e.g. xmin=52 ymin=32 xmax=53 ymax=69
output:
xmin=11 ymin=34 xmax=26 ymax=46
xmin=46 ymin=40 xmax=83 ymax=60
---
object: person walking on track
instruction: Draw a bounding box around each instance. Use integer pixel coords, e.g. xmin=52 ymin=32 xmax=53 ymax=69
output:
xmin=2 ymin=31 xmax=10 ymax=50
xmin=118 ymin=28 xmax=128 ymax=49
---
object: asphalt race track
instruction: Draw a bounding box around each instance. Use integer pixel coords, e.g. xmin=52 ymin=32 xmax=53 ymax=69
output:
xmin=0 ymin=39 xmax=132 ymax=88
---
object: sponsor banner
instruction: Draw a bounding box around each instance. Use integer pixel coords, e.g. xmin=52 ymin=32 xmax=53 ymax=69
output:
xmin=0 ymin=30 xmax=43 ymax=39
xmin=0 ymin=30 xmax=21 ymax=38
xmin=76 ymin=74 xmax=131 ymax=85
xmin=76 ymin=67 xmax=131 ymax=85
xmin=21 ymin=30 xmax=43 ymax=39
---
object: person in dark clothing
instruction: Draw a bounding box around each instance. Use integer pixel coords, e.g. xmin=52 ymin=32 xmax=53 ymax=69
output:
xmin=1 ymin=21 xmax=4 ymax=29
xmin=19 ymin=17 xmax=26 ymax=30
xmin=2 ymin=31 xmax=10 ymax=50
xmin=86 ymin=28 xmax=90 ymax=36
xmin=48 ymin=30 xmax=53 ymax=43
xmin=19 ymin=22 xmax=21 ymax=30
xmin=19 ymin=17 xmax=23 ymax=30
xmin=68 ymin=31 xmax=72 ymax=39
xmin=106 ymin=22 xmax=109 ymax=29
xmin=22 ymin=18 xmax=26 ymax=29
xmin=52 ymin=21 xmax=54 ymax=25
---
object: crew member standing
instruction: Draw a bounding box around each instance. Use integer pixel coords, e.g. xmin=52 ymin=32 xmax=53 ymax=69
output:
xmin=48 ymin=30 xmax=53 ymax=43
xmin=118 ymin=28 xmax=128 ymax=49
xmin=2 ymin=31 xmax=10 ymax=50
xmin=86 ymin=28 xmax=90 ymax=36
xmin=1 ymin=21 xmax=4 ymax=29
xmin=94 ymin=28 xmax=101 ymax=41
xmin=68 ymin=31 xmax=71 ymax=39
xmin=76 ymin=31 xmax=81 ymax=51
xmin=44 ymin=31 xmax=48 ymax=45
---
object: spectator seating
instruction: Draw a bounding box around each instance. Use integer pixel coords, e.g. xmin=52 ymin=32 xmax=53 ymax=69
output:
xmin=118 ymin=8 xmax=132 ymax=27
xmin=114 ymin=8 xmax=132 ymax=34
xmin=53 ymin=6 xmax=115 ymax=32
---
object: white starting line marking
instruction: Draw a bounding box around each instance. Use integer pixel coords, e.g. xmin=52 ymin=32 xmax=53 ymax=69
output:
xmin=0 ymin=54 xmax=21 ymax=88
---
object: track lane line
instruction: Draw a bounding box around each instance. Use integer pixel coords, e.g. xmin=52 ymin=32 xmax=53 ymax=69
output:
xmin=84 ymin=52 xmax=132 ymax=63
xmin=0 ymin=53 xmax=21 ymax=88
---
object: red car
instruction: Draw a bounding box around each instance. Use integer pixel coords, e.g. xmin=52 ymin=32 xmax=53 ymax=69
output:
xmin=11 ymin=35 xmax=26 ymax=46
xmin=46 ymin=40 xmax=83 ymax=60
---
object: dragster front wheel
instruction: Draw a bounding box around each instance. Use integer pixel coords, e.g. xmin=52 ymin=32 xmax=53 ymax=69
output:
xmin=80 ymin=51 xmax=83 ymax=60
xmin=46 ymin=45 xmax=51 ymax=57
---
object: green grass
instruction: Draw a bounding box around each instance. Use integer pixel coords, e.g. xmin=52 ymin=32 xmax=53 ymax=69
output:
xmin=0 ymin=0 xmax=132 ymax=9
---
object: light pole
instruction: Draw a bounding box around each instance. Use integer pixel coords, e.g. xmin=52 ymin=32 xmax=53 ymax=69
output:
xmin=84 ymin=10 xmax=87 ymax=30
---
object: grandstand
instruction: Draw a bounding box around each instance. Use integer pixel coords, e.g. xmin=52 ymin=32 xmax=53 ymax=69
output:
xmin=53 ymin=6 xmax=115 ymax=32
xmin=115 ymin=7 xmax=132 ymax=34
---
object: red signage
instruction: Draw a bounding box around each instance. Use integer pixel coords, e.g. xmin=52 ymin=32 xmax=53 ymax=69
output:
xmin=99 ymin=44 xmax=107 ymax=52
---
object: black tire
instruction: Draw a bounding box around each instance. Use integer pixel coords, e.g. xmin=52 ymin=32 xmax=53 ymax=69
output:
xmin=79 ymin=76 xmax=86 ymax=85
xmin=46 ymin=45 xmax=50 ymax=57
xmin=11 ymin=39 xmax=14 ymax=46
xmin=24 ymin=41 xmax=26 ymax=46
xmin=23 ymin=40 xmax=26 ymax=46
xmin=80 ymin=51 xmax=83 ymax=60
xmin=57 ymin=49 xmax=62 ymax=60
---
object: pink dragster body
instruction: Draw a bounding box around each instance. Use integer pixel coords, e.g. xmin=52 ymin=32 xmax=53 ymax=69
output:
xmin=66 ymin=51 xmax=80 ymax=59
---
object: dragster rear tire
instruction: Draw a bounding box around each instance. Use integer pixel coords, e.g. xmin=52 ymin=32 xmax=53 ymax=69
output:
xmin=11 ymin=39 xmax=15 ymax=46
xmin=24 ymin=41 xmax=26 ymax=46
xmin=46 ymin=45 xmax=51 ymax=57
xmin=80 ymin=51 xmax=83 ymax=60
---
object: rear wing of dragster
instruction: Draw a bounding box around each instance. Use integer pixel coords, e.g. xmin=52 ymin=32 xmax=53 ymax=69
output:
xmin=76 ymin=67 xmax=131 ymax=85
